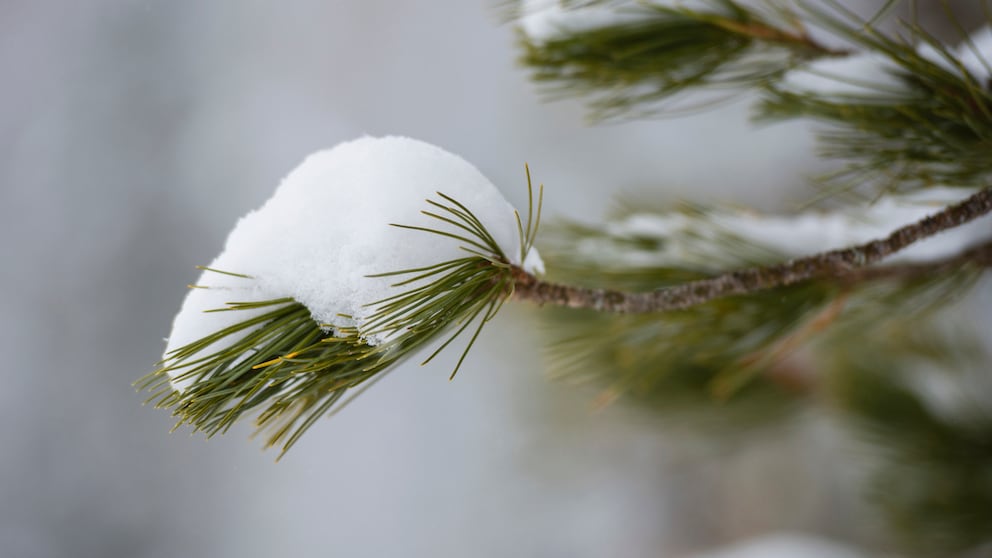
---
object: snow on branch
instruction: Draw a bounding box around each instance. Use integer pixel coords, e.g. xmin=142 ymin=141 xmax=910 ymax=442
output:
xmin=512 ymin=187 xmax=992 ymax=313
xmin=139 ymin=136 xmax=543 ymax=455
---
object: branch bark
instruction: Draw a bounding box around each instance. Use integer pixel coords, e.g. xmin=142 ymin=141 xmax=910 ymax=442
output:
xmin=712 ymin=19 xmax=851 ymax=57
xmin=511 ymin=188 xmax=992 ymax=313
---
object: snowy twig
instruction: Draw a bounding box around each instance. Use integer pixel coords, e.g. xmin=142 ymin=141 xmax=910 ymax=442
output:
xmin=140 ymin=137 xmax=546 ymax=456
xmin=511 ymin=188 xmax=992 ymax=313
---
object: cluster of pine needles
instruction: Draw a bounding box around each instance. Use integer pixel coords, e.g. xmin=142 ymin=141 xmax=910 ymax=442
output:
xmin=521 ymin=0 xmax=992 ymax=194
xmin=138 ymin=175 xmax=542 ymax=457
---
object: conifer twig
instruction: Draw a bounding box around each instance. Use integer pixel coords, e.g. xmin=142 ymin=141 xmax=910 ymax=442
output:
xmin=511 ymin=188 xmax=992 ymax=313
xmin=709 ymin=18 xmax=850 ymax=57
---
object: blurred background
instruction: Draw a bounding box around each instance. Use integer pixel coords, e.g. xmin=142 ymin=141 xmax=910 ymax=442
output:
xmin=1 ymin=2 xmax=989 ymax=557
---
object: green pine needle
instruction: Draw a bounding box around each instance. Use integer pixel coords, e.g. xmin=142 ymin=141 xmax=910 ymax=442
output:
xmin=518 ymin=0 xmax=838 ymax=119
xmin=139 ymin=180 xmax=542 ymax=457
xmin=519 ymin=1 xmax=992 ymax=194
xmin=538 ymin=207 xmax=986 ymax=435
xmin=823 ymin=285 xmax=992 ymax=555
xmin=757 ymin=2 xmax=992 ymax=194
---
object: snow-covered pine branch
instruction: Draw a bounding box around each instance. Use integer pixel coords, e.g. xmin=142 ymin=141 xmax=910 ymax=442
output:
xmin=132 ymin=3 xmax=992 ymax=552
xmin=140 ymin=136 xmax=543 ymax=455
xmin=518 ymin=2 xmax=992 ymax=192
xmin=141 ymin=4 xmax=992 ymax=472
xmin=515 ymin=186 xmax=992 ymax=312
xmin=534 ymin=188 xmax=992 ymax=436
xmin=141 ymin=134 xmax=992 ymax=456
xmin=517 ymin=0 xmax=849 ymax=117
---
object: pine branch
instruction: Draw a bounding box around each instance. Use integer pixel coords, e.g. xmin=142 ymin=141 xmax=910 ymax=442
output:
xmin=757 ymin=3 xmax=992 ymax=193
xmin=708 ymin=15 xmax=849 ymax=57
xmin=511 ymin=187 xmax=992 ymax=312
xmin=517 ymin=0 xmax=848 ymax=118
xmin=535 ymin=202 xmax=987 ymax=434
xmin=520 ymin=2 xmax=992 ymax=194
xmin=139 ymin=188 xmax=535 ymax=457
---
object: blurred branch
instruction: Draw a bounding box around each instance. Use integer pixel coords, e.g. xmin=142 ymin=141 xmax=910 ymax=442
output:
xmin=517 ymin=0 xmax=849 ymax=117
xmin=757 ymin=2 xmax=992 ymax=193
xmin=512 ymin=187 xmax=992 ymax=312
xmin=825 ymin=319 xmax=992 ymax=555
xmin=519 ymin=2 xmax=992 ymax=193
xmin=708 ymin=16 xmax=849 ymax=57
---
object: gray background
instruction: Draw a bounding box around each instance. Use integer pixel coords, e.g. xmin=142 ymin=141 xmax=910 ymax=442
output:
xmin=2 ymin=2 xmax=987 ymax=557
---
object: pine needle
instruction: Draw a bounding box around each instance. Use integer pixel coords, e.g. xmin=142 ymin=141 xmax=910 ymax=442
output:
xmin=138 ymin=179 xmax=544 ymax=456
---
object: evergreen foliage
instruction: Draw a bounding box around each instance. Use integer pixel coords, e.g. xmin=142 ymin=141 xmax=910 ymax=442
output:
xmin=825 ymin=318 xmax=992 ymax=555
xmin=757 ymin=3 xmax=992 ymax=194
xmin=540 ymin=205 xmax=985 ymax=429
xmin=519 ymin=0 xmax=847 ymax=118
xmin=139 ymin=188 xmax=541 ymax=457
xmin=142 ymin=1 xmax=992 ymax=554
xmin=516 ymin=1 xmax=992 ymax=554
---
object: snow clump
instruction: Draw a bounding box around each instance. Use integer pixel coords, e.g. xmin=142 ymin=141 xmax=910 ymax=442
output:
xmin=780 ymin=52 xmax=909 ymax=98
xmin=164 ymin=136 xmax=543 ymax=391
xmin=518 ymin=0 xmax=712 ymax=44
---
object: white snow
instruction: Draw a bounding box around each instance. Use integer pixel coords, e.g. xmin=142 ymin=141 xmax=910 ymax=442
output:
xmin=957 ymin=25 xmax=992 ymax=82
xmin=165 ymin=136 xmax=544 ymax=392
xmin=917 ymin=25 xmax=992 ymax=85
xmin=780 ymin=51 xmax=909 ymax=98
xmin=718 ymin=187 xmax=992 ymax=263
xmin=518 ymin=0 xmax=712 ymax=44
xmin=584 ymin=187 xmax=992 ymax=269
xmin=688 ymin=533 xmax=865 ymax=558
xmin=919 ymin=24 xmax=992 ymax=83
xmin=519 ymin=0 xmax=642 ymax=44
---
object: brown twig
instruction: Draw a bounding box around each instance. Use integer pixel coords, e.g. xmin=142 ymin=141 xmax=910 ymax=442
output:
xmin=712 ymin=19 xmax=852 ymax=57
xmin=511 ymin=188 xmax=992 ymax=313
